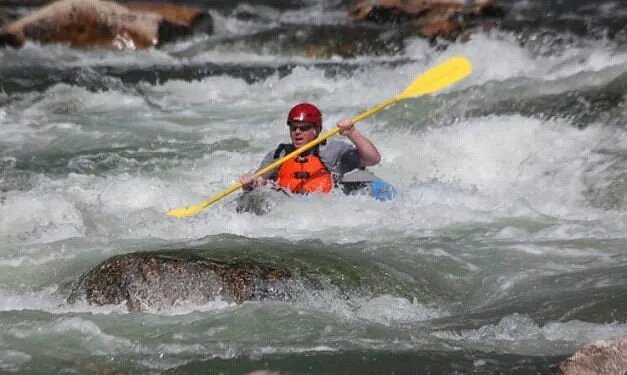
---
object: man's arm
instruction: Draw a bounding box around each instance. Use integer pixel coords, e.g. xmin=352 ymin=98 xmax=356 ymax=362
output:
xmin=337 ymin=119 xmax=381 ymax=166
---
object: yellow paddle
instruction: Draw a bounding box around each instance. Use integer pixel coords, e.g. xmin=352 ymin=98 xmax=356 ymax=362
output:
xmin=167 ymin=56 xmax=472 ymax=218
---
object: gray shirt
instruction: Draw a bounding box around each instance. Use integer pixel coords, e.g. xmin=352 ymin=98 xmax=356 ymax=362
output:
xmin=258 ymin=140 xmax=363 ymax=182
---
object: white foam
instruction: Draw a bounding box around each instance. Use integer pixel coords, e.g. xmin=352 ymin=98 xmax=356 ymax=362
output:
xmin=405 ymin=32 xmax=627 ymax=85
xmin=0 ymin=42 xmax=177 ymax=68
xmin=434 ymin=313 xmax=627 ymax=354
xmin=49 ymin=317 xmax=133 ymax=352
xmin=0 ymin=285 xmax=61 ymax=311
xmin=356 ymin=295 xmax=446 ymax=325
xmin=0 ymin=190 xmax=85 ymax=245
xmin=141 ymin=76 xmax=251 ymax=108
xmin=0 ymin=350 xmax=31 ymax=372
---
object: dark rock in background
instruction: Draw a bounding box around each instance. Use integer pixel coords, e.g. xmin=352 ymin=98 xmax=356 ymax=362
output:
xmin=350 ymin=0 xmax=504 ymax=40
xmin=0 ymin=0 xmax=212 ymax=49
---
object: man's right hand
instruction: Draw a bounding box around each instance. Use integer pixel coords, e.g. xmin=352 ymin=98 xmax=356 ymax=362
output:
xmin=240 ymin=173 xmax=266 ymax=190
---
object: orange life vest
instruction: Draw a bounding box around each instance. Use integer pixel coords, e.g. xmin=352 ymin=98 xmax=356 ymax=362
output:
xmin=276 ymin=154 xmax=333 ymax=194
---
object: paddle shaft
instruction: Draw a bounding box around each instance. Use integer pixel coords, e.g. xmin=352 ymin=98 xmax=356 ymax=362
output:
xmin=169 ymin=97 xmax=398 ymax=215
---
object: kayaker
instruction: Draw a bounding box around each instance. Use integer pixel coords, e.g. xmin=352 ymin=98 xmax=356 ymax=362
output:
xmin=240 ymin=103 xmax=381 ymax=194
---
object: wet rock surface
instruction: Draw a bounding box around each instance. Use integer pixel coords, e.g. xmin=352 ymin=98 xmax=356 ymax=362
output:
xmin=68 ymin=251 xmax=292 ymax=311
xmin=236 ymin=189 xmax=290 ymax=216
xmin=0 ymin=0 xmax=211 ymax=49
xmin=65 ymin=238 xmax=436 ymax=313
xmin=552 ymin=336 xmax=627 ymax=375
xmin=350 ymin=0 xmax=504 ymax=40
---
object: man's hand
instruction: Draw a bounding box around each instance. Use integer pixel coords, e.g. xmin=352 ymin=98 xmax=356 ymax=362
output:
xmin=337 ymin=118 xmax=356 ymax=137
xmin=240 ymin=173 xmax=266 ymax=190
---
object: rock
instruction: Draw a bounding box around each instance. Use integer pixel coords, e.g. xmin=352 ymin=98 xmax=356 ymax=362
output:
xmin=0 ymin=0 xmax=212 ymax=49
xmin=350 ymin=0 xmax=503 ymax=40
xmin=0 ymin=9 xmax=8 ymax=28
xmin=0 ymin=0 xmax=160 ymax=49
xmin=0 ymin=0 xmax=51 ymax=6
xmin=125 ymin=1 xmax=212 ymax=44
xmin=67 ymin=252 xmax=292 ymax=311
xmin=551 ymin=335 xmax=627 ymax=375
xmin=236 ymin=188 xmax=290 ymax=216
xmin=208 ymin=24 xmax=407 ymax=59
xmin=66 ymin=240 xmax=436 ymax=312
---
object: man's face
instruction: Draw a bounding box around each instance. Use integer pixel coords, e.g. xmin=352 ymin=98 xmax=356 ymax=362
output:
xmin=288 ymin=122 xmax=318 ymax=148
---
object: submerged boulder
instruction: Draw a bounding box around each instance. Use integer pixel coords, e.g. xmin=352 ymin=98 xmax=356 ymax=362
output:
xmin=68 ymin=252 xmax=291 ymax=311
xmin=66 ymin=240 xmax=444 ymax=312
xmin=0 ymin=0 xmax=212 ymax=49
xmin=552 ymin=336 xmax=627 ymax=375
xmin=350 ymin=0 xmax=503 ymax=40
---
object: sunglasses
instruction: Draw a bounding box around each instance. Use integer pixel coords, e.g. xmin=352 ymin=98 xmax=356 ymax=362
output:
xmin=288 ymin=123 xmax=316 ymax=132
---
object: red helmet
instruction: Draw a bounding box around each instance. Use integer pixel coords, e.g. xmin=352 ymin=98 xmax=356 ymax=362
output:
xmin=287 ymin=103 xmax=322 ymax=129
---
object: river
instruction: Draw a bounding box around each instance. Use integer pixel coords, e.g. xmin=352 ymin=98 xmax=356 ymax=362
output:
xmin=0 ymin=0 xmax=626 ymax=373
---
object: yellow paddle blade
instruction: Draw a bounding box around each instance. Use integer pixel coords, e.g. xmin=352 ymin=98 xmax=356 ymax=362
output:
xmin=351 ymin=56 xmax=472 ymax=123
xmin=167 ymin=203 xmax=209 ymax=218
xmin=166 ymin=56 xmax=473 ymax=218
xmin=398 ymin=56 xmax=472 ymax=99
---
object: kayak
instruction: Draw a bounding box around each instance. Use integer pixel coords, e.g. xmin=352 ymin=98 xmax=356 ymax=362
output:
xmin=338 ymin=169 xmax=397 ymax=202
xmin=235 ymin=169 xmax=397 ymax=215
